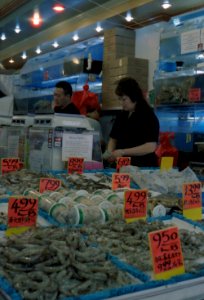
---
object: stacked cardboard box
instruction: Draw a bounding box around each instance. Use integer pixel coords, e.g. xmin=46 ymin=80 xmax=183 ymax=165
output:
xmin=102 ymin=28 xmax=149 ymax=109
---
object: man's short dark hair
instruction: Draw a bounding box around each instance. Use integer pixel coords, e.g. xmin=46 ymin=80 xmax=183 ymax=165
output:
xmin=55 ymin=81 xmax=72 ymax=97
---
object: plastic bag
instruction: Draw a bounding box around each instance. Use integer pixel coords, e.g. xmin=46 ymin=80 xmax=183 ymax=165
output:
xmin=72 ymin=82 xmax=100 ymax=116
xmin=156 ymin=132 xmax=178 ymax=167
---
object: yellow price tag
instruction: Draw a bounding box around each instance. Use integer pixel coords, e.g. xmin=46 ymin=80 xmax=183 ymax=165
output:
xmin=6 ymin=226 xmax=30 ymax=237
xmin=160 ymin=157 xmax=174 ymax=171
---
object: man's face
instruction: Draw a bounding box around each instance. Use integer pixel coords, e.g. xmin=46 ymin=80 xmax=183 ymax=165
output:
xmin=54 ymin=87 xmax=70 ymax=107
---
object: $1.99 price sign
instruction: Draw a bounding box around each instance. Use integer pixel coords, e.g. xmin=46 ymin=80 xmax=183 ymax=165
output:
xmin=39 ymin=178 xmax=61 ymax=193
xmin=116 ymin=157 xmax=131 ymax=172
xmin=68 ymin=157 xmax=84 ymax=174
xmin=148 ymin=227 xmax=185 ymax=280
xmin=124 ymin=189 xmax=147 ymax=222
xmin=112 ymin=173 xmax=130 ymax=190
xmin=8 ymin=196 xmax=38 ymax=228
xmin=1 ymin=158 xmax=20 ymax=175
xmin=182 ymin=182 xmax=202 ymax=220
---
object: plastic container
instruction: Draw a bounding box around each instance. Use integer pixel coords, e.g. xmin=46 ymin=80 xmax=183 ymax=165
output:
xmin=58 ymin=196 xmax=74 ymax=207
xmin=56 ymin=187 xmax=70 ymax=196
xmin=49 ymin=192 xmax=64 ymax=202
xmin=77 ymin=204 xmax=105 ymax=224
xmin=49 ymin=203 xmax=67 ymax=223
xmin=73 ymin=195 xmax=93 ymax=206
xmin=39 ymin=195 xmax=55 ymax=212
xmin=75 ymin=190 xmax=90 ymax=197
xmin=61 ymin=205 xmax=82 ymax=225
xmin=93 ymin=189 xmax=111 ymax=197
xmin=102 ymin=204 xmax=123 ymax=221
xmin=90 ymin=195 xmax=104 ymax=205
xmin=23 ymin=188 xmax=41 ymax=198
xmin=106 ymin=193 xmax=122 ymax=204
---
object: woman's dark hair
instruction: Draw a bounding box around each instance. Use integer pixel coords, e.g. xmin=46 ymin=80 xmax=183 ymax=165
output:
xmin=115 ymin=77 xmax=146 ymax=105
xmin=55 ymin=81 xmax=72 ymax=97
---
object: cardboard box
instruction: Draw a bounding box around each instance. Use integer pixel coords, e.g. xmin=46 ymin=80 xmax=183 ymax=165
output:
xmin=104 ymin=28 xmax=135 ymax=39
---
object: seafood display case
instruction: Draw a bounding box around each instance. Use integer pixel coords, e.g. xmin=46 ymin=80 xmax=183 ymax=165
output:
xmin=27 ymin=114 xmax=103 ymax=172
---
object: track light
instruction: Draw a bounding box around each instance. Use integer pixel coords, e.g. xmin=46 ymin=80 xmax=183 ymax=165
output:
xmin=36 ymin=46 xmax=42 ymax=54
xmin=72 ymin=33 xmax=79 ymax=41
xmin=95 ymin=23 xmax=103 ymax=33
xmin=52 ymin=3 xmax=65 ymax=12
xmin=14 ymin=24 xmax=21 ymax=34
xmin=21 ymin=51 xmax=27 ymax=59
xmin=161 ymin=0 xmax=172 ymax=9
xmin=9 ymin=58 xmax=14 ymax=63
xmin=52 ymin=41 xmax=59 ymax=48
xmin=1 ymin=33 xmax=6 ymax=41
xmin=125 ymin=11 xmax=133 ymax=22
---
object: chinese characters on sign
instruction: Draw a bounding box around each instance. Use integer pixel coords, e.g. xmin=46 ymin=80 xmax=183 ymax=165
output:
xmin=39 ymin=178 xmax=61 ymax=193
xmin=124 ymin=189 xmax=147 ymax=221
xmin=1 ymin=158 xmax=20 ymax=175
xmin=68 ymin=157 xmax=84 ymax=174
xmin=148 ymin=227 xmax=185 ymax=280
xmin=8 ymin=197 xmax=38 ymax=227
xmin=182 ymin=182 xmax=202 ymax=220
xmin=112 ymin=173 xmax=130 ymax=190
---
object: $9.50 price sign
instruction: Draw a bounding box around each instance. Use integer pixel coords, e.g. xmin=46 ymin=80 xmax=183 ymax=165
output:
xmin=148 ymin=226 xmax=185 ymax=280
xmin=112 ymin=173 xmax=130 ymax=190
xmin=39 ymin=178 xmax=61 ymax=193
xmin=8 ymin=196 xmax=38 ymax=228
xmin=1 ymin=158 xmax=20 ymax=175
xmin=124 ymin=189 xmax=147 ymax=223
xmin=116 ymin=157 xmax=131 ymax=172
xmin=182 ymin=182 xmax=202 ymax=220
xmin=68 ymin=157 xmax=84 ymax=174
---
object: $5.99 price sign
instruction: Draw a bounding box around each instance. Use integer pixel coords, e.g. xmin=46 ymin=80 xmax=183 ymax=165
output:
xmin=116 ymin=157 xmax=131 ymax=172
xmin=112 ymin=173 xmax=130 ymax=190
xmin=148 ymin=227 xmax=185 ymax=280
xmin=8 ymin=197 xmax=38 ymax=228
xmin=68 ymin=157 xmax=84 ymax=174
xmin=39 ymin=178 xmax=61 ymax=193
xmin=182 ymin=182 xmax=202 ymax=220
xmin=1 ymin=158 xmax=20 ymax=175
xmin=124 ymin=189 xmax=147 ymax=222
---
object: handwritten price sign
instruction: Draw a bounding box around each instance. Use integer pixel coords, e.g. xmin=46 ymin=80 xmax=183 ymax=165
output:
xmin=112 ymin=173 xmax=130 ymax=190
xmin=116 ymin=157 xmax=131 ymax=172
xmin=8 ymin=196 xmax=38 ymax=228
xmin=39 ymin=178 xmax=61 ymax=193
xmin=188 ymin=88 xmax=201 ymax=102
xmin=124 ymin=189 xmax=147 ymax=222
xmin=68 ymin=157 xmax=84 ymax=174
xmin=1 ymin=158 xmax=20 ymax=175
xmin=148 ymin=227 xmax=185 ymax=280
xmin=182 ymin=182 xmax=202 ymax=220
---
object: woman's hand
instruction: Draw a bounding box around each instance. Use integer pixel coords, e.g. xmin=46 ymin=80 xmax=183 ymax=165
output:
xmin=111 ymin=149 xmax=125 ymax=159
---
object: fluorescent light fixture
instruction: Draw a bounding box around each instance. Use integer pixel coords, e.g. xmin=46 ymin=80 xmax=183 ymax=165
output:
xmin=9 ymin=58 xmax=14 ymax=63
xmin=21 ymin=51 xmax=27 ymax=59
xmin=1 ymin=33 xmax=6 ymax=41
xmin=52 ymin=3 xmax=65 ymax=12
xmin=36 ymin=46 xmax=42 ymax=54
xmin=14 ymin=24 xmax=21 ymax=33
xmin=125 ymin=11 xmax=133 ymax=22
xmin=52 ymin=41 xmax=59 ymax=48
xmin=95 ymin=23 xmax=103 ymax=32
xmin=72 ymin=33 xmax=79 ymax=41
xmin=161 ymin=0 xmax=172 ymax=9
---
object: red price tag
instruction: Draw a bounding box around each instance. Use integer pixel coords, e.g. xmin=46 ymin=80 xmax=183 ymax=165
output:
xmin=8 ymin=196 xmax=38 ymax=228
xmin=183 ymin=182 xmax=201 ymax=209
xmin=188 ymin=88 xmax=201 ymax=102
xmin=149 ymin=227 xmax=185 ymax=280
xmin=39 ymin=178 xmax=61 ymax=193
xmin=68 ymin=157 xmax=84 ymax=174
xmin=124 ymin=189 xmax=147 ymax=220
xmin=1 ymin=158 xmax=20 ymax=175
xmin=112 ymin=173 xmax=130 ymax=190
xmin=116 ymin=157 xmax=131 ymax=172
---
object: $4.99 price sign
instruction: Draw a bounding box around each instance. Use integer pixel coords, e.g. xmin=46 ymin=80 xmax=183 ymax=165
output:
xmin=8 ymin=196 xmax=38 ymax=228
xmin=116 ymin=157 xmax=131 ymax=172
xmin=182 ymin=182 xmax=202 ymax=220
xmin=68 ymin=157 xmax=84 ymax=174
xmin=1 ymin=158 xmax=20 ymax=175
xmin=124 ymin=189 xmax=147 ymax=222
xmin=112 ymin=173 xmax=130 ymax=190
xmin=39 ymin=178 xmax=61 ymax=193
xmin=148 ymin=227 xmax=185 ymax=280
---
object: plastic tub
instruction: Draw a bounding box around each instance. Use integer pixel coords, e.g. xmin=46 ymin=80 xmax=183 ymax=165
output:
xmin=106 ymin=193 xmax=122 ymax=204
xmin=77 ymin=204 xmax=105 ymax=224
xmin=90 ymin=195 xmax=104 ymax=205
xmin=49 ymin=192 xmax=64 ymax=202
xmin=61 ymin=205 xmax=81 ymax=225
xmin=39 ymin=195 xmax=55 ymax=212
xmin=49 ymin=203 xmax=67 ymax=223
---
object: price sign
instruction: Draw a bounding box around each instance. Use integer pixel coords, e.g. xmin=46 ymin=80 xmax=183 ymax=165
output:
xmin=68 ymin=157 xmax=84 ymax=174
xmin=124 ymin=189 xmax=147 ymax=223
xmin=160 ymin=157 xmax=174 ymax=171
xmin=182 ymin=182 xmax=202 ymax=220
xmin=1 ymin=158 xmax=20 ymax=175
xmin=188 ymin=88 xmax=201 ymax=102
xmin=112 ymin=173 xmax=130 ymax=190
xmin=8 ymin=196 xmax=38 ymax=228
xmin=39 ymin=178 xmax=61 ymax=193
xmin=149 ymin=227 xmax=185 ymax=280
xmin=116 ymin=157 xmax=131 ymax=172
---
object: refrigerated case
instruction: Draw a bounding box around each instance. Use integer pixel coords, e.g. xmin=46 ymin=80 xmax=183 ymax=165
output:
xmin=28 ymin=114 xmax=103 ymax=172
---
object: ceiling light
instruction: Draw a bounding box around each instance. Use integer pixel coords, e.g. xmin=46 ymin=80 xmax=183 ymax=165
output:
xmin=173 ymin=17 xmax=181 ymax=26
xmin=21 ymin=51 xmax=27 ymax=59
xmin=1 ymin=33 xmax=6 ymax=41
xmin=52 ymin=3 xmax=65 ymax=12
xmin=52 ymin=41 xmax=59 ymax=48
xmin=95 ymin=24 xmax=103 ymax=33
xmin=14 ymin=24 xmax=21 ymax=34
xmin=72 ymin=33 xmax=79 ymax=41
xmin=36 ymin=46 xmax=42 ymax=54
xmin=161 ymin=0 xmax=172 ymax=9
xmin=125 ymin=11 xmax=133 ymax=22
xmin=31 ymin=8 xmax=42 ymax=27
xmin=9 ymin=58 xmax=14 ymax=64
xmin=72 ymin=58 xmax=80 ymax=64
